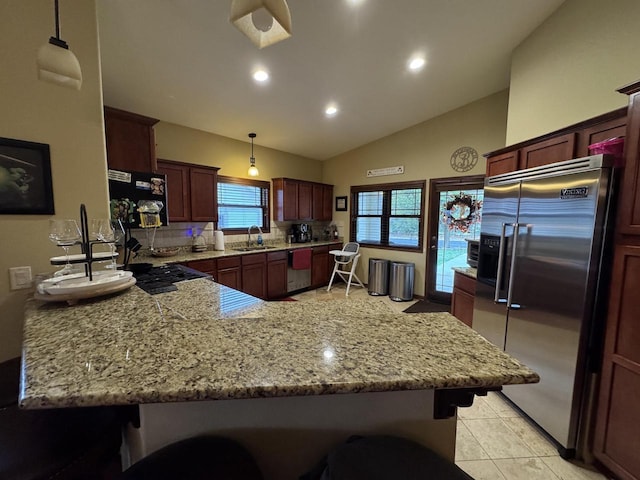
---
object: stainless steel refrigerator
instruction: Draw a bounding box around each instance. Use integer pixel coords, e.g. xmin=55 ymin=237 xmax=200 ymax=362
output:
xmin=473 ymin=155 xmax=616 ymax=458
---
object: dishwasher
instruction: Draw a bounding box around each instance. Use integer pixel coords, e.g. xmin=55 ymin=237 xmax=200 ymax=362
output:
xmin=287 ymin=250 xmax=311 ymax=293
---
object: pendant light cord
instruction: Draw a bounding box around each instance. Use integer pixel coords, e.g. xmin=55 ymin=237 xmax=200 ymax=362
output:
xmin=54 ymin=0 xmax=60 ymax=40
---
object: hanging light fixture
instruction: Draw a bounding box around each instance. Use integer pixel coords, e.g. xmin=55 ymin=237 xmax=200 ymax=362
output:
xmin=37 ymin=0 xmax=82 ymax=90
xmin=229 ymin=0 xmax=292 ymax=49
xmin=247 ymin=133 xmax=259 ymax=177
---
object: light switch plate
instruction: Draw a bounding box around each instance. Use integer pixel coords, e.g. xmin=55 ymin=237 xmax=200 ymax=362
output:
xmin=9 ymin=266 xmax=32 ymax=290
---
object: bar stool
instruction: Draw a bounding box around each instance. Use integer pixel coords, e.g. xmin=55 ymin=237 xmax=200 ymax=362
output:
xmin=327 ymin=242 xmax=365 ymax=296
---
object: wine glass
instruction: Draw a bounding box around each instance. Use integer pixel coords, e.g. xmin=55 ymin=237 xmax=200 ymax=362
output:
xmin=107 ymin=220 xmax=124 ymax=270
xmin=49 ymin=219 xmax=81 ymax=276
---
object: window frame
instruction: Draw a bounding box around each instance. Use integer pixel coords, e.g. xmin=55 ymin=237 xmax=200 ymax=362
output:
xmin=217 ymin=175 xmax=271 ymax=234
xmin=350 ymin=180 xmax=426 ymax=252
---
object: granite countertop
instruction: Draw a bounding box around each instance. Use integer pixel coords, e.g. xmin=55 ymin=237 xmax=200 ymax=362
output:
xmin=139 ymin=240 xmax=344 ymax=265
xmin=20 ymin=277 xmax=538 ymax=409
xmin=453 ymin=266 xmax=477 ymax=279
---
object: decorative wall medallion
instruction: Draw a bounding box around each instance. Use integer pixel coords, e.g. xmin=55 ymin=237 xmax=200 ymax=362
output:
xmin=450 ymin=146 xmax=478 ymax=172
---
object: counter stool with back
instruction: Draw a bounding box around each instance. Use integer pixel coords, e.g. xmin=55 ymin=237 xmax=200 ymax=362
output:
xmin=327 ymin=242 xmax=365 ymax=296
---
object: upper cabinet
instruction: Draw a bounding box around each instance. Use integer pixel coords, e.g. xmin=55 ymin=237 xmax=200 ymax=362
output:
xmin=156 ymin=159 xmax=219 ymax=223
xmin=104 ymin=107 xmax=159 ymax=173
xmin=616 ymin=81 xmax=640 ymax=235
xmin=272 ymin=178 xmax=333 ymax=222
xmin=485 ymin=108 xmax=627 ymax=177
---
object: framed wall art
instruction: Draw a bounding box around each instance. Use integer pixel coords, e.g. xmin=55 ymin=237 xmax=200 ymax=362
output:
xmin=335 ymin=196 xmax=347 ymax=211
xmin=0 ymin=137 xmax=54 ymax=215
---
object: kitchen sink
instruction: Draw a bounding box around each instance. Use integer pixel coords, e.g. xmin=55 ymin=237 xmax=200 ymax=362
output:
xmin=232 ymin=246 xmax=277 ymax=252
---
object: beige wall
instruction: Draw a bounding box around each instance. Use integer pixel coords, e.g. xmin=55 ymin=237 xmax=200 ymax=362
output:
xmin=322 ymin=90 xmax=509 ymax=296
xmin=0 ymin=0 xmax=107 ymax=362
xmin=155 ymin=122 xmax=323 ymax=183
xmin=507 ymin=0 xmax=640 ymax=144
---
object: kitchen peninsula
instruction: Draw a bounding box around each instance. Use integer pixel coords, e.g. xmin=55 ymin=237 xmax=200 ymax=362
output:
xmin=20 ymin=276 xmax=538 ymax=479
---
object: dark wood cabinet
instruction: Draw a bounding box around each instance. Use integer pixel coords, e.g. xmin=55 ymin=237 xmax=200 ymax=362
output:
xmin=156 ymin=161 xmax=191 ymax=221
xmin=185 ymin=258 xmax=216 ymax=277
xmin=451 ymin=271 xmax=476 ymax=327
xmin=486 ymin=150 xmax=519 ymax=177
xmin=104 ymin=107 xmax=159 ymax=173
xmin=241 ymin=253 xmax=267 ymax=299
xmin=267 ymin=251 xmax=288 ymax=299
xmin=519 ymin=132 xmax=576 ymax=169
xmin=156 ymin=160 xmax=219 ymax=223
xmin=313 ymin=184 xmax=334 ymax=221
xmin=273 ymin=178 xmax=334 ymax=221
xmin=311 ymin=245 xmax=330 ymax=288
xmin=593 ymin=81 xmax=640 ymax=480
xmin=484 ymin=108 xmax=627 ymax=177
xmin=216 ymin=256 xmax=241 ymax=290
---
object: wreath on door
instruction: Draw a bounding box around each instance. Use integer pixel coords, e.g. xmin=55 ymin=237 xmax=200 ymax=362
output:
xmin=441 ymin=193 xmax=482 ymax=233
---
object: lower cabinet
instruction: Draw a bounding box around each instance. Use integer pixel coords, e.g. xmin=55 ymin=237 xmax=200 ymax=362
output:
xmin=311 ymin=246 xmax=330 ymax=288
xmin=451 ymin=271 xmax=476 ymax=327
xmin=241 ymin=253 xmax=267 ymax=299
xmin=267 ymin=251 xmax=288 ymax=299
xmin=184 ymin=259 xmax=216 ymax=278
xmin=216 ymin=256 xmax=242 ymax=291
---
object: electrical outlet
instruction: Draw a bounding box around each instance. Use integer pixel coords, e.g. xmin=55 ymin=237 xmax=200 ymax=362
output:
xmin=9 ymin=266 xmax=32 ymax=290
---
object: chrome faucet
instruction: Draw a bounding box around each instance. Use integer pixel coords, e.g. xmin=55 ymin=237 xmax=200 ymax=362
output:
xmin=247 ymin=225 xmax=263 ymax=246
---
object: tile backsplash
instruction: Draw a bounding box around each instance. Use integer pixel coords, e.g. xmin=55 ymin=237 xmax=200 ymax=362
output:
xmin=134 ymin=221 xmax=337 ymax=250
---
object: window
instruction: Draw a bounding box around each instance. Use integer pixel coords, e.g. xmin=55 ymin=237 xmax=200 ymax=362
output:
xmin=217 ymin=176 xmax=270 ymax=233
xmin=351 ymin=180 xmax=425 ymax=250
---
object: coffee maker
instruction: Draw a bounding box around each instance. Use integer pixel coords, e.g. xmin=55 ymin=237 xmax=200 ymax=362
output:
xmin=291 ymin=223 xmax=311 ymax=243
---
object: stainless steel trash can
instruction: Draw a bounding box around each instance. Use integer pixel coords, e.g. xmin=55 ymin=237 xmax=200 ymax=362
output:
xmin=368 ymin=258 xmax=389 ymax=296
xmin=389 ymin=261 xmax=415 ymax=301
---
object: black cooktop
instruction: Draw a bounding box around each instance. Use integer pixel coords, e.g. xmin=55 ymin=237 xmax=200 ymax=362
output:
xmin=133 ymin=264 xmax=210 ymax=295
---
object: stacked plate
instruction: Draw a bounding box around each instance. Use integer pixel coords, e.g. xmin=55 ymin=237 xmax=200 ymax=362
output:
xmin=35 ymin=271 xmax=136 ymax=303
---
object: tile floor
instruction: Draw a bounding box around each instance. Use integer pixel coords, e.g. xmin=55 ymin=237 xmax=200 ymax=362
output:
xmin=293 ymin=283 xmax=611 ymax=480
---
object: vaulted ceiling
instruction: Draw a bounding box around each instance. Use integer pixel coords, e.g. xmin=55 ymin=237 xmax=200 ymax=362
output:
xmin=97 ymin=0 xmax=565 ymax=160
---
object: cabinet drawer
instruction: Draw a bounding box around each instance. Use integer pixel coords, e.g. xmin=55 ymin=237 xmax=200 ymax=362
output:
xmin=187 ymin=259 xmax=216 ymax=273
xmin=267 ymin=251 xmax=287 ymax=262
xmin=454 ymin=271 xmax=476 ymax=295
xmin=217 ymin=256 xmax=241 ymax=269
xmin=241 ymin=253 xmax=267 ymax=265
xmin=313 ymin=245 xmax=329 ymax=255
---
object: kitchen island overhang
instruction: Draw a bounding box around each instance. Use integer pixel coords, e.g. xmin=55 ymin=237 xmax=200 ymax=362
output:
xmin=20 ymin=278 xmax=538 ymax=477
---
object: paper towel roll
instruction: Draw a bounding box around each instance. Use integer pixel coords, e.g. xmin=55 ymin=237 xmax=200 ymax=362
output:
xmin=214 ymin=230 xmax=225 ymax=251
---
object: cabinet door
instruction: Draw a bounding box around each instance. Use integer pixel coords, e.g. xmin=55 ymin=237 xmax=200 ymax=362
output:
xmin=298 ymin=182 xmax=313 ymax=221
xmin=312 ymin=184 xmax=323 ymax=221
xmin=267 ymin=252 xmax=288 ymax=299
xmin=283 ymin=179 xmax=299 ymax=221
xmin=594 ymin=244 xmax=640 ymax=480
xmin=217 ymin=267 xmax=241 ymax=290
xmin=576 ymin=115 xmax=627 ymax=158
xmin=322 ymin=185 xmax=334 ymax=220
xmin=104 ymin=107 xmax=158 ymax=173
xmin=241 ymin=253 xmax=267 ymax=299
xmin=451 ymin=288 xmax=474 ymax=327
xmin=311 ymin=246 xmax=330 ymax=288
xmin=156 ymin=161 xmax=191 ymax=222
xmin=486 ymin=150 xmax=519 ymax=177
xmin=190 ymin=167 xmax=219 ymax=222
xmin=520 ymin=133 xmax=576 ymax=169
xmin=617 ymin=88 xmax=640 ymax=235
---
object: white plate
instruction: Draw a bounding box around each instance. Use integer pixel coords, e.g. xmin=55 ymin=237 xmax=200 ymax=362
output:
xmin=42 ymin=271 xmax=133 ymax=296
xmin=50 ymin=251 xmax=117 ymax=264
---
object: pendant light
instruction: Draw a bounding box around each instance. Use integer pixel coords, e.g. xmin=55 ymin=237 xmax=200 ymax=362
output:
xmin=37 ymin=0 xmax=82 ymax=90
xmin=248 ymin=133 xmax=259 ymax=177
xmin=230 ymin=0 xmax=292 ymax=49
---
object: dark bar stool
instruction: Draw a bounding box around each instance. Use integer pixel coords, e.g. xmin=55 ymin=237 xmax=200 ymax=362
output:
xmin=118 ymin=435 xmax=264 ymax=480
xmin=0 ymin=357 xmax=122 ymax=480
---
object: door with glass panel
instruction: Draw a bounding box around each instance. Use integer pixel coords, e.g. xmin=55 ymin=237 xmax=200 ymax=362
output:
xmin=426 ymin=175 xmax=484 ymax=303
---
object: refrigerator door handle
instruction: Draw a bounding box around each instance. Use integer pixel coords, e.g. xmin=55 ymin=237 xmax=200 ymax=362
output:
xmin=507 ymin=223 xmax=532 ymax=309
xmin=494 ymin=222 xmax=513 ymax=303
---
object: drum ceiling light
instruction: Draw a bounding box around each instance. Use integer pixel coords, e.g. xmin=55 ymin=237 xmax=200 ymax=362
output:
xmin=230 ymin=0 xmax=292 ymax=49
xmin=36 ymin=0 xmax=82 ymax=90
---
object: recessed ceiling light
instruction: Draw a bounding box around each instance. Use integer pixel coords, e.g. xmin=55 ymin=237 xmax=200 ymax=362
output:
xmin=253 ymin=70 xmax=269 ymax=82
xmin=408 ymin=57 xmax=426 ymax=72
xmin=325 ymin=105 xmax=338 ymax=116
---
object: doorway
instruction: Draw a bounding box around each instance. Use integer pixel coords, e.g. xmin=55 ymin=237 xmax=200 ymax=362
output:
xmin=425 ymin=175 xmax=484 ymax=304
